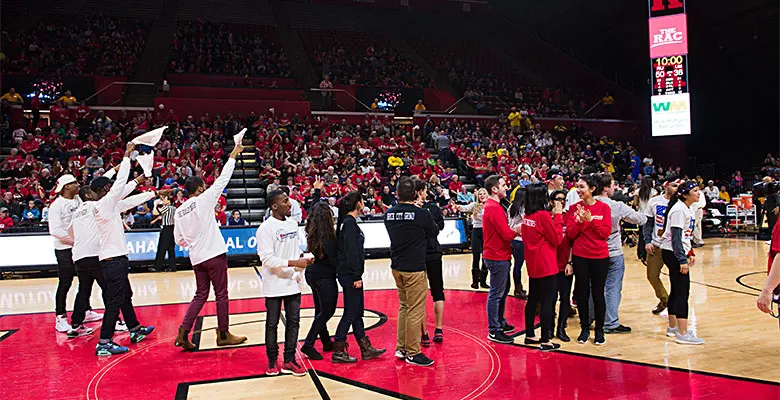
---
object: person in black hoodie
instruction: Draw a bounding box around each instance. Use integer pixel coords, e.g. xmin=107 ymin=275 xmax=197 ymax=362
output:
xmin=300 ymin=199 xmax=337 ymax=360
xmin=415 ymin=179 xmax=446 ymax=346
xmin=384 ymin=177 xmax=440 ymax=367
xmin=332 ymin=191 xmax=386 ymax=363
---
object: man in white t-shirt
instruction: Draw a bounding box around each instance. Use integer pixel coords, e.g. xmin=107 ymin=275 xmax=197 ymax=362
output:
xmin=642 ymin=175 xmax=680 ymax=315
xmin=93 ymin=143 xmax=157 ymax=356
xmin=256 ymin=189 xmax=313 ymax=377
xmin=702 ymin=181 xmax=720 ymax=202
xmin=173 ymin=141 xmax=248 ymax=351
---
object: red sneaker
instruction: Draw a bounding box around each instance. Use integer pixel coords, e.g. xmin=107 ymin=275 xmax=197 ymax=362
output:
xmin=281 ymin=360 xmax=307 ymax=377
xmin=266 ymin=360 xmax=280 ymax=376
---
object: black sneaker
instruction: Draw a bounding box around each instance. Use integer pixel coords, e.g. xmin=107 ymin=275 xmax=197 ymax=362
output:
xmin=594 ymin=331 xmax=606 ymax=346
xmin=501 ymin=323 xmax=515 ymax=333
xmin=540 ymin=342 xmax=561 ymax=352
xmin=577 ymin=330 xmax=589 ymax=344
xmin=488 ymin=331 xmax=514 ymax=344
xmin=301 ymin=345 xmax=323 ymax=360
xmin=604 ymin=325 xmax=632 ymax=334
xmin=405 ymin=353 xmax=435 ymax=367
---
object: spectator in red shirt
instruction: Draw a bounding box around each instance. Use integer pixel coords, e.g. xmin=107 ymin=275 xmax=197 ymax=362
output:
xmin=448 ymin=175 xmax=463 ymax=193
xmin=19 ymin=134 xmax=40 ymax=156
xmin=0 ymin=207 xmax=14 ymax=232
xmin=520 ymin=183 xmax=563 ymax=351
xmin=215 ymin=204 xmax=227 ymax=225
xmin=565 ymin=174 xmax=612 ymax=346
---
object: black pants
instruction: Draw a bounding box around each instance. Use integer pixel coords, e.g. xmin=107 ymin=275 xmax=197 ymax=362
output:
xmin=335 ymin=275 xmax=365 ymax=342
xmin=471 ymin=228 xmax=487 ymax=282
xmin=426 ymin=257 xmax=445 ymax=302
xmin=154 ymin=225 xmax=176 ymax=271
xmin=525 ymin=275 xmax=556 ymax=341
xmin=100 ymin=257 xmax=140 ymax=340
xmin=55 ymin=249 xmax=90 ymax=315
xmin=573 ymin=255 xmax=609 ymax=332
xmin=554 ymin=271 xmax=573 ymax=330
xmin=71 ymin=257 xmax=105 ymax=327
xmin=265 ymin=293 xmax=301 ymax=363
xmin=662 ymin=250 xmax=690 ymax=319
xmin=303 ymin=273 xmax=337 ymax=348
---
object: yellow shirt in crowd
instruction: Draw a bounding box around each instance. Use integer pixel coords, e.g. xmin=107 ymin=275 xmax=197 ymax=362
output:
xmin=508 ymin=111 xmax=522 ymax=127
xmin=1 ymin=92 xmax=23 ymax=104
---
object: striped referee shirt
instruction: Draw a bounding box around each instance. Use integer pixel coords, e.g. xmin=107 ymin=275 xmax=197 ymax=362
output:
xmin=158 ymin=204 xmax=175 ymax=226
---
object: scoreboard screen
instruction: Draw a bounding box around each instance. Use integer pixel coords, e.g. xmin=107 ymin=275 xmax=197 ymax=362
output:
xmin=652 ymin=55 xmax=687 ymax=95
xmin=648 ymin=0 xmax=691 ymax=136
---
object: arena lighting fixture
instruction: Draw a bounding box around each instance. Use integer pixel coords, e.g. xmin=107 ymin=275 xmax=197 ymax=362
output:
xmin=648 ymin=0 xmax=691 ymax=136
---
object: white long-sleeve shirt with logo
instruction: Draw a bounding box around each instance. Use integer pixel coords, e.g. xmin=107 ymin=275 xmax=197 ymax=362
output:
xmin=174 ymin=158 xmax=236 ymax=266
xmin=48 ymin=196 xmax=82 ymax=250
xmin=256 ymin=215 xmax=303 ymax=298
xmin=70 ymin=181 xmax=143 ymax=262
xmin=95 ymin=157 xmax=155 ymax=261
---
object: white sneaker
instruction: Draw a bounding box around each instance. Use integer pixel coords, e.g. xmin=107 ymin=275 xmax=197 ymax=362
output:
xmin=115 ymin=321 xmax=128 ymax=332
xmin=84 ymin=310 xmax=104 ymax=323
xmin=675 ymin=331 xmax=704 ymax=345
xmin=666 ymin=326 xmax=678 ymax=337
xmin=67 ymin=325 xmax=95 ymax=338
xmin=394 ymin=349 xmax=407 ymax=359
xmin=56 ymin=315 xmax=70 ymax=333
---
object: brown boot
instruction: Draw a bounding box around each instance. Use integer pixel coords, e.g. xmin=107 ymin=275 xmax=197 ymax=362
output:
xmin=174 ymin=327 xmax=196 ymax=351
xmin=216 ymin=330 xmax=248 ymax=347
xmin=331 ymin=341 xmax=357 ymax=363
xmin=357 ymin=336 xmax=386 ymax=360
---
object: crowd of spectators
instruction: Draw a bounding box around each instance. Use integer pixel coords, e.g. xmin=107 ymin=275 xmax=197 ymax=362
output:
xmin=168 ymin=20 xmax=291 ymax=77
xmin=300 ymin=30 xmax=432 ymax=88
xmin=1 ymin=15 xmax=149 ymax=76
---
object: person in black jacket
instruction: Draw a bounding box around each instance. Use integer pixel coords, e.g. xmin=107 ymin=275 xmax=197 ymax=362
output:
xmin=415 ymin=179 xmax=446 ymax=346
xmin=332 ymin=191 xmax=386 ymax=363
xmin=384 ymin=177 xmax=440 ymax=367
xmin=300 ymin=200 xmax=337 ymax=360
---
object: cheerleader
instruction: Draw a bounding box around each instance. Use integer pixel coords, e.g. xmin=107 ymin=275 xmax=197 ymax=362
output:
xmin=660 ymin=181 xmax=705 ymax=345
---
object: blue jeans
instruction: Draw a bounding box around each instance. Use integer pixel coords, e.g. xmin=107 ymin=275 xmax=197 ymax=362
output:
xmin=484 ymin=258 xmax=510 ymax=333
xmin=511 ymin=240 xmax=525 ymax=292
xmin=588 ymin=255 xmax=625 ymax=329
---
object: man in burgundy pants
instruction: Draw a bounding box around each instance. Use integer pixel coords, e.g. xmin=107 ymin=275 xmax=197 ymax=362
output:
xmin=173 ymin=141 xmax=247 ymax=350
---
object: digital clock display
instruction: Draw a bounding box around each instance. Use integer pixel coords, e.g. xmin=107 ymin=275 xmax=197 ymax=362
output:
xmin=652 ymin=55 xmax=687 ymax=95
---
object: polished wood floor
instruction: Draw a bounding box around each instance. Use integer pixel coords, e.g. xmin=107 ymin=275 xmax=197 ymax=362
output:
xmin=1 ymin=237 xmax=778 ymax=392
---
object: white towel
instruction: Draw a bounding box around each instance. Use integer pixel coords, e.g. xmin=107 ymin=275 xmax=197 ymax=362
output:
xmin=137 ymin=151 xmax=154 ymax=177
xmin=131 ymin=126 xmax=167 ymax=147
xmin=233 ymin=128 xmax=246 ymax=146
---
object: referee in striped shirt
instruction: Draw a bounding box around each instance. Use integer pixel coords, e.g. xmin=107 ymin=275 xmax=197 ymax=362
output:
xmin=152 ymin=193 xmax=177 ymax=272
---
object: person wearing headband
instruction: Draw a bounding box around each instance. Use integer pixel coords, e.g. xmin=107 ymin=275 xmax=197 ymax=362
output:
xmin=659 ymin=181 xmax=705 ymax=345
xmin=642 ymin=175 xmax=680 ymax=315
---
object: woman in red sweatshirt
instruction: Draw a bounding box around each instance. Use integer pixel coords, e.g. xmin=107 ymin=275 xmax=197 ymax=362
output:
xmin=565 ymin=174 xmax=612 ymax=346
xmin=521 ymin=183 xmax=563 ymax=351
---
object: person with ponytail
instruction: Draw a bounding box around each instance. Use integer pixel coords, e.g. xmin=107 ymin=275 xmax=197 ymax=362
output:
xmin=521 ymin=183 xmax=563 ymax=351
xmin=565 ymin=174 xmax=612 ymax=346
xmin=415 ymin=179 xmax=446 ymax=346
xmin=452 ymin=188 xmax=490 ymax=289
xmin=660 ymin=181 xmax=705 ymax=345
xmin=594 ymin=173 xmax=647 ymax=334
xmin=508 ymin=188 xmax=528 ymax=299
xmin=332 ymin=191 xmax=386 ymax=363
xmin=634 ymin=176 xmax=657 ymax=262
xmin=642 ymin=175 xmax=680 ymax=315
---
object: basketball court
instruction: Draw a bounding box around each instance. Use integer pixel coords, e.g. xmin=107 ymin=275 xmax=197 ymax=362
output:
xmin=1 ymin=237 xmax=778 ymax=399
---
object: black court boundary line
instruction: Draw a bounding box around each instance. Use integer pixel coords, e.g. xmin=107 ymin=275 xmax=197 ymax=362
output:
xmin=0 ymin=328 xmax=18 ymax=343
xmin=173 ymin=369 xmax=419 ymax=400
xmin=659 ymin=271 xmax=758 ymax=296
xmin=735 ymin=271 xmax=765 ymax=292
xmin=504 ymin=341 xmax=780 ymax=387
xmin=191 ymin=308 xmax=388 ymax=352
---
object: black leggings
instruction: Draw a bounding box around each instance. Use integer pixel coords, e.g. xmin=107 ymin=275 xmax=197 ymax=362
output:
xmin=572 ymin=255 xmax=609 ymax=332
xmin=661 ymin=250 xmax=690 ymax=319
xmin=303 ymin=273 xmax=337 ymax=348
xmin=471 ymin=228 xmax=487 ymax=280
xmin=525 ymin=275 xmax=556 ymax=340
xmin=426 ymin=257 xmax=445 ymax=302
xmin=554 ymin=271 xmax=573 ymax=330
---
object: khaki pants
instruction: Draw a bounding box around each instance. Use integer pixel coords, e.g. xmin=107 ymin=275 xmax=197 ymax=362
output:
xmin=392 ymin=269 xmax=428 ymax=357
xmin=646 ymin=245 xmax=669 ymax=304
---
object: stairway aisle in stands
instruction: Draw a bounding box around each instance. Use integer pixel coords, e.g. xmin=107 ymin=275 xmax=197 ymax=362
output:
xmin=123 ymin=0 xmax=178 ymax=106
xmin=225 ymin=136 xmax=267 ymax=224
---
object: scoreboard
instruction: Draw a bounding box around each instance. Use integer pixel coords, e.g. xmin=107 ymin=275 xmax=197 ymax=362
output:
xmin=648 ymin=0 xmax=691 ymax=136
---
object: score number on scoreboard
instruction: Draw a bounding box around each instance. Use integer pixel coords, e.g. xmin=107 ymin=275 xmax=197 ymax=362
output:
xmin=652 ymin=55 xmax=687 ymax=96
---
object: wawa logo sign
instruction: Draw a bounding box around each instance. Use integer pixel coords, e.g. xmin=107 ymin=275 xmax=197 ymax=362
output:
xmin=649 ymin=14 xmax=688 ymax=58
xmin=651 ymin=93 xmax=691 ymax=137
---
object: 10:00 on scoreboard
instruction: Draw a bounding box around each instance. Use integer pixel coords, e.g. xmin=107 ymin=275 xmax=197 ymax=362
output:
xmin=653 ymin=55 xmax=688 ymax=95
